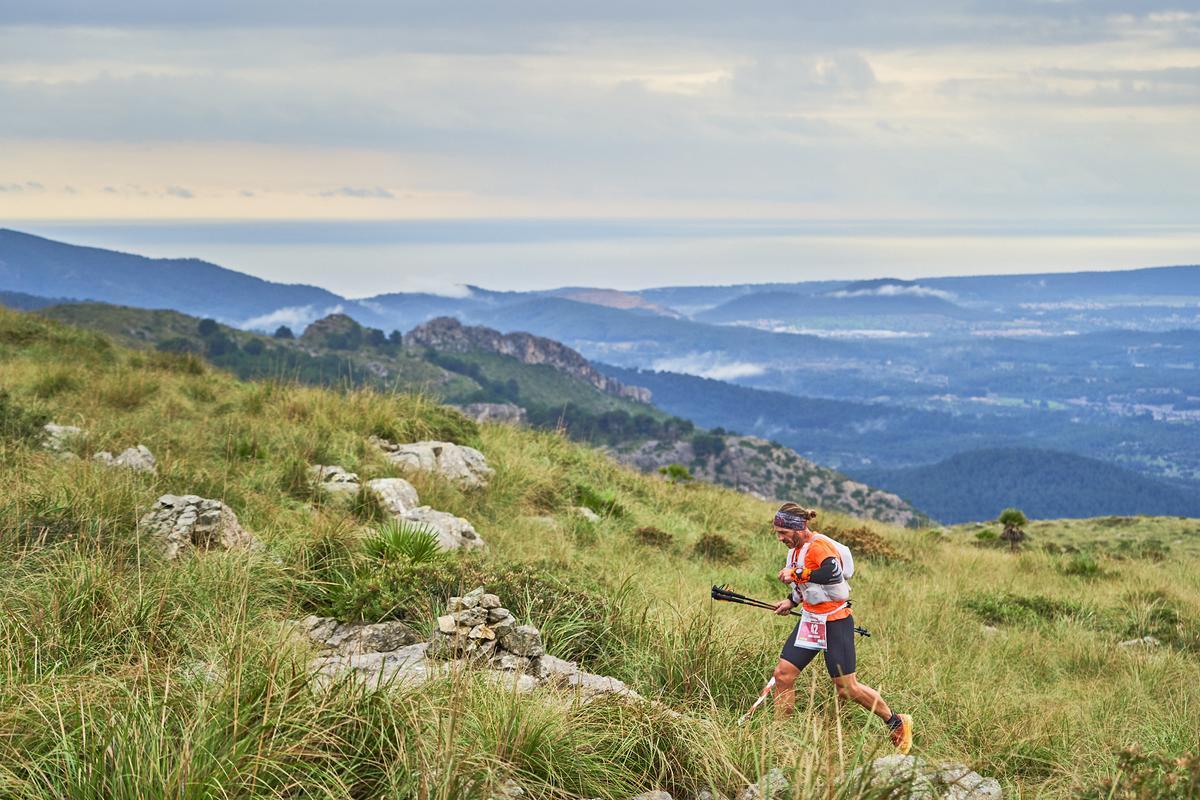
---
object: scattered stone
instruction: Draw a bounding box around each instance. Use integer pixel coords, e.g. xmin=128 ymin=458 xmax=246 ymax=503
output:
xmin=431 ymin=587 xmax=540 ymax=664
xmin=981 ymin=625 xmax=999 ymax=636
xmin=487 ymin=606 xmax=511 ymax=623
xmin=735 ymin=768 xmax=789 ymax=800
xmin=533 ymin=654 xmax=579 ymax=683
xmin=93 ymin=444 xmax=157 ymax=474
xmin=365 ymin=477 xmax=420 ymax=514
xmin=42 ymin=423 xmax=85 ymax=453
xmin=139 ymin=494 xmax=261 ymax=559
xmin=575 ymin=506 xmax=601 ymax=523
xmin=400 ymin=506 xmax=487 ymax=552
xmin=449 ymin=402 xmax=527 ymax=425
xmin=1119 ymin=635 xmax=1161 ymax=648
xmin=490 ymin=778 xmax=526 ymax=799
xmin=493 ymin=653 xmax=532 ymax=672
xmin=309 ymin=464 xmax=361 ymax=495
xmin=480 ymin=593 xmax=502 ymax=609
xmin=370 ymin=437 xmax=494 ymax=489
xmin=310 ymin=643 xmax=433 ymax=690
xmin=469 ymin=624 xmax=496 ymax=641
xmin=630 ymin=792 xmax=672 ymax=800
xmin=842 ymin=756 xmax=1002 ymax=800
xmin=299 ymin=615 xmax=422 ymax=655
xmin=695 ymin=790 xmax=731 ymax=800
xmin=437 ymin=615 xmax=458 ymax=634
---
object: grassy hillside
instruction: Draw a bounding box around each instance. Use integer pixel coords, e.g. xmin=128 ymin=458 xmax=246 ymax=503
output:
xmin=1 ymin=306 xmax=1198 ymax=798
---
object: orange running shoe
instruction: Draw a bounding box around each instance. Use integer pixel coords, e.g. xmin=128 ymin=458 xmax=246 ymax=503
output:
xmin=889 ymin=714 xmax=913 ymax=754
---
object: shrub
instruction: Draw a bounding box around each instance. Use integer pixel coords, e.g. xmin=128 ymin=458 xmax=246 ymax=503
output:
xmin=0 ymin=389 xmax=50 ymax=445
xmin=822 ymin=523 xmax=904 ymax=562
xmin=658 ymin=463 xmax=693 ymax=484
xmin=576 ymin=484 xmax=627 ymax=518
xmin=1059 ymin=553 xmax=1108 ymax=578
xmin=31 ymin=370 xmax=81 ymax=399
xmin=633 ymin=526 xmax=674 ymax=549
xmin=692 ymin=532 xmax=742 ymax=563
xmin=962 ymin=591 xmax=1086 ymax=626
xmin=1077 ymin=746 xmax=1200 ymax=800
xmin=363 ymin=520 xmax=445 ymax=566
xmin=331 ymin=558 xmax=472 ymax=623
xmin=99 ymin=373 xmax=159 ymax=410
xmin=368 ymin=403 xmax=480 ymax=448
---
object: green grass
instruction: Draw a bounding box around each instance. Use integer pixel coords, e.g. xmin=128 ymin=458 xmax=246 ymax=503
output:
xmin=1 ymin=306 xmax=1198 ymax=798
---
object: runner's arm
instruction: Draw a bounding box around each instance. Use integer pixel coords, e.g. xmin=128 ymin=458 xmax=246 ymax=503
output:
xmin=805 ymin=556 xmax=843 ymax=585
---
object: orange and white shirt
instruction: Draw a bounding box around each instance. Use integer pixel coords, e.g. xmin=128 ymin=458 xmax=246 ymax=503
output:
xmin=786 ymin=533 xmax=852 ymax=622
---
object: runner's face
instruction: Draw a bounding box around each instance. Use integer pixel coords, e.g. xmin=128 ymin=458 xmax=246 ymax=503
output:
xmin=774 ymin=526 xmax=805 ymax=547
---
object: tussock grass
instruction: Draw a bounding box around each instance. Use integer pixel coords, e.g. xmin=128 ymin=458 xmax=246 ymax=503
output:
xmin=1 ymin=306 xmax=1199 ymax=798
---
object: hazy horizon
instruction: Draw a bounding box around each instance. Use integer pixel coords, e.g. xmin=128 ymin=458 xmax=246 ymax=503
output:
xmin=9 ymin=219 xmax=1199 ymax=297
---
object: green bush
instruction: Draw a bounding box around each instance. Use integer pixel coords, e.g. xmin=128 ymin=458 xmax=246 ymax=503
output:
xmin=1059 ymin=553 xmax=1108 ymax=578
xmin=363 ymin=520 xmax=444 ymax=566
xmin=31 ymin=370 xmax=81 ymax=399
xmin=633 ymin=526 xmax=675 ymax=549
xmin=692 ymin=532 xmax=742 ymax=564
xmin=576 ymin=483 xmax=627 ymax=518
xmin=962 ymin=591 xmax=1087 ymax=627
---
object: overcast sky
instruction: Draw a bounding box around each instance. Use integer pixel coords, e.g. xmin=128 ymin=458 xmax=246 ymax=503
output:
xmin=2 ymin=2 xmax=1198 ymax=293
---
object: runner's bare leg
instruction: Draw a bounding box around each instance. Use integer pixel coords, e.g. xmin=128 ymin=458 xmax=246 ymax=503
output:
xmin=771 ymin=658 xmax=802 ymax=717
xmin=832 ymin=673 xmax=893 ymax=722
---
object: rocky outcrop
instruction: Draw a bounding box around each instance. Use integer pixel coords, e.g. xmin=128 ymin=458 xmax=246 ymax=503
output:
xmin=370 ymin=437 xmax=494 ymax=490
xmin=93 ymin=444 xmax=157 ymax=474
xmin=401 ymin=507 xmax=487 ymax=552
xmin=406 ymin=317 xmax=652 ymax=403
xmin=843 ymin=755 xmax=1002 ymax=799
xmin=306 ymin=586 xmax=643 ymax=704
xmin=139 ymin=494 xmax=261 ymax=559
xmin=366 ymin=477 xmax=420 ymax=515
xmin=614 ymin=434 xmax=924 ymax=527
xmin=449 ymin=402 xmax=527 ymax=425
xmin=299 ymin=615 xmax=423 ymax=655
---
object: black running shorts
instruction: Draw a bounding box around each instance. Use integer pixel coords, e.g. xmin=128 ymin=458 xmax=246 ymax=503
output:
xmin=780 ymin=615 xmax=857 ymax=678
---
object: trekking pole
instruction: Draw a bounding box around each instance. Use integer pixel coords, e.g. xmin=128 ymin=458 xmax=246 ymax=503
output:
xmin=711 ymin=585 xmax=871 ymax=637
xmin=737 ymin=676 xmax=776 ymax=725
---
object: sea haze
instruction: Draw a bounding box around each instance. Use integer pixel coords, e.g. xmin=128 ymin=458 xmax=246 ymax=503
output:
xmin=13 ymin=218 xmax=1200 ymax=297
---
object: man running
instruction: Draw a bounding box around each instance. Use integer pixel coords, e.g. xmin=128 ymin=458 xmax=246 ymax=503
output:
xmin=770 ymin=502 xmax=913 ymax=753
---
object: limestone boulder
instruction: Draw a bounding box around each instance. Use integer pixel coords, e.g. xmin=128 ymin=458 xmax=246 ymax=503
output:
xmin=400 ymin=506 xmax=487 ymax=552
xmin=735 ymin=769 xmax=789 ymax=800
xmin=365 ymin=477 xmax=420 ymax=515
xmin=300 ymin=615 xmax=422 ymax=655
xmin=139 ymin=494 xmax=261 ymax=559
xmin=93 ymin=444 xmax=157 ymax=474
xmin=310 ymin=644 xmax=433 ymax=690
xmin=42 ymin=423 xmax=85 ymax=453
xmin=842 ymin=755 xmax=1002 ymax=800
xmin=309 ymin=464 xmax=361 ymax=496
xmin=370 ymin=437 xmax=494 ymax=489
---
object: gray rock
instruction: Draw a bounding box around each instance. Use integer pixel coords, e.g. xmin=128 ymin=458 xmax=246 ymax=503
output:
xmin=365 ymin=477 xmax=419 ymax=514
xmin=400 ymin=506 xmax=487 ymax=552
xmin=93 ymin=444 xmax=157 ymax=474
xmin=487 ymin=606 xmax=512 ymax=623
xmin=303 ymin=618 xmax=422 ymax=655
xmin=490 ymin=778 xmax=526 ymax=799
xmin=533 ymin=654 xmax=579 ymax=682
xmin=1119 ymin=635 xmax=1160 ymax=647
xmin=735 ymin=769 xmax=789 ymax=800
xmin=310 ymin=643 xmax=433 ymax=690
xmin=480 ymin=593 xmax=502 ymax=609
xmin=843 ymin=756 xmax=1002 ymax=800
xmin=694 ymin=790 xmax=731 ymax=800
xmin=139 ymin=494 xmax=261 ymax=559
xmin=42 ymin=423 xmax=85 ymax=453
xmin=461 ymin=587 xmax=485 ymax=607
xmin=309 ymin=464 xmax=360 ymax=495
xmin=493 ymin=653 xmax=532 ymax=671
xmin=370 ymin=437 xmax=494 ymax=490
xmin=499 ymin=625 xmax=545 ymax=658
xmin=630 ymin=793 xmax=672 ymax=800
xmin=456 ymin=607 xmax=488 ymax=627
xmin=575 ymin=506 xmax=600 ymax=522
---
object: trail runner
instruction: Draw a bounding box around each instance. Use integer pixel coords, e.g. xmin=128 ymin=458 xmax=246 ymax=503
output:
xmin=770 ymin=502 xmax=913 ymax=753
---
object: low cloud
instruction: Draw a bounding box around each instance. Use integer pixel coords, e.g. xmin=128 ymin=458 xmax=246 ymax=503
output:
xmin=318 ymin=186 xmax=394 ymax=199
xmin=0 ymin=181 xmax=46 ymax=193
xmin=240 ymin=303 xmax=343 ymax=332
xmin=651 ymin=353 xmax=766 ymax=380
xmin=829 ymin=284 xmax=957 ymax=301
xmin=165 ymin=185 xmax=194 ymax=198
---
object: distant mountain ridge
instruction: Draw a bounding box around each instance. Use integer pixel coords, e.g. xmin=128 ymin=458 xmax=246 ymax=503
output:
xmin=857 ymin=447 xmax=1200 ymax=523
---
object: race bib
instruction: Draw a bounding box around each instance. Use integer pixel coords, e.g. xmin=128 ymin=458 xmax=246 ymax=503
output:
xmin=794 ymin=611 xmax=827 ymax=651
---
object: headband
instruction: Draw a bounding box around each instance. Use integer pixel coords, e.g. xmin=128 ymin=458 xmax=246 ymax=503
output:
xmin=774 ymin=511 xmax=809 ymax=530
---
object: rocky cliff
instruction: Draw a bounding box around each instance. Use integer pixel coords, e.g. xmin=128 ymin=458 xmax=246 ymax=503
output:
xmin=406 ymin=317 xmax=652 ymax=403
xmin=615 ymin=434 xmax=925 ymax=527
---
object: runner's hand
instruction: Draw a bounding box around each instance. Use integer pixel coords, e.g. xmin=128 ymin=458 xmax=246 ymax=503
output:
xmin=778 ymin=567 xmax=797 ymax=584
xmin=773 ymin=599 xmax=795 ymax=616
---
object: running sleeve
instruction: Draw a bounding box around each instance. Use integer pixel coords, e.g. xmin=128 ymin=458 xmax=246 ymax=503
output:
xmin=806 ymin=556 xmax=843 ymax=585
